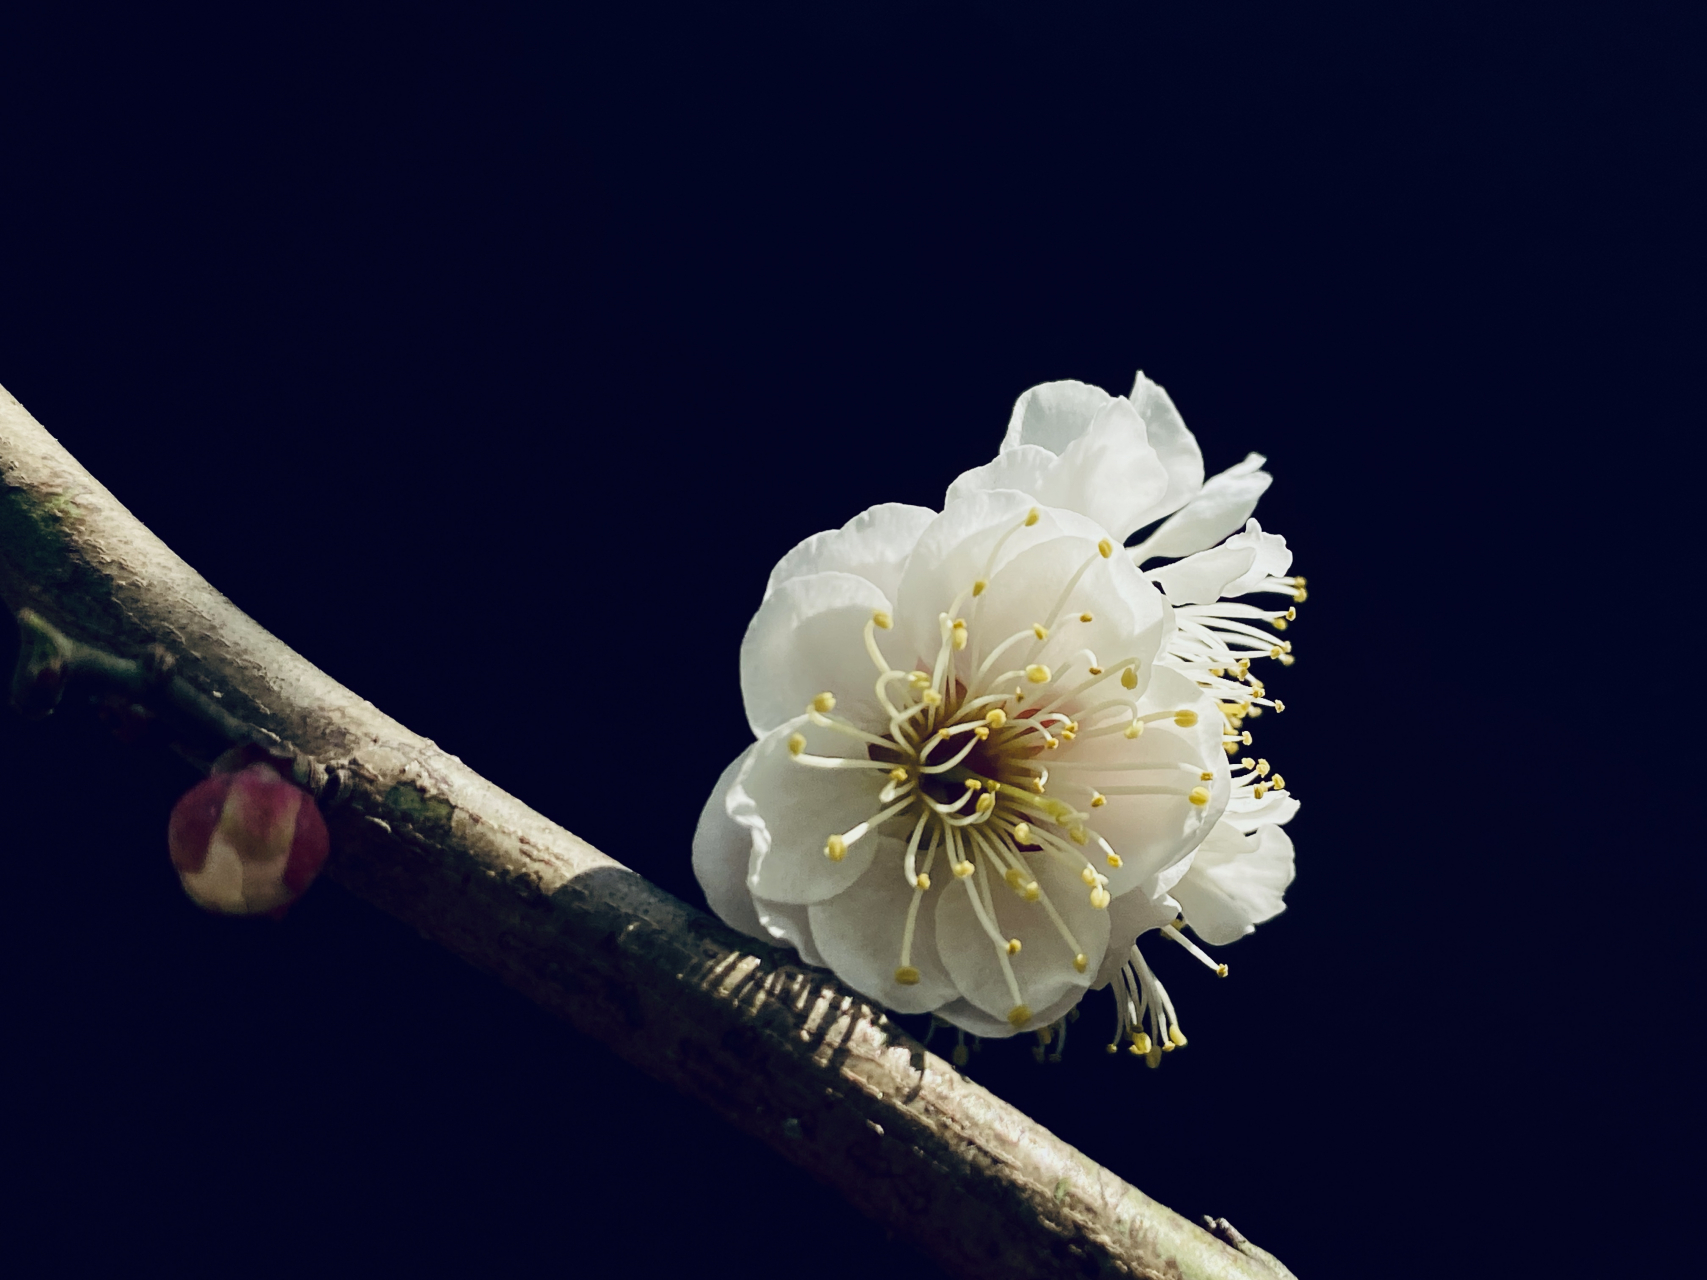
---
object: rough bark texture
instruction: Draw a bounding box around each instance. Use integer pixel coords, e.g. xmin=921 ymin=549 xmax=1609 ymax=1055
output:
xmin=0 ymin=381 xmax=1280 ymax=1280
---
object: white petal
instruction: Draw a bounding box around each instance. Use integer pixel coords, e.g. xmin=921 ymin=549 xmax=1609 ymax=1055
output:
xmin=1125 ymin=370 xmax=1205 ymax=530
xmin=1066 ymin=665 xmax=1229 ymax=891
xmin=740 ymin=570 xmax=892 ymax=737
xmin=1036 ymin=397 xmax=1168 ymax=543
xmin=737 ymin=719 xmax=887 ymax=905
xmin=808 ymin=839 xmax=958 ymax=1014
xmin=754 ymin=897 xmax=827 ymax=966
xmin=1147 ymin=542 xmax=1259 ymax=605
xmin=999 ymin=379 xmax=1112 ymax=454
xmin=970 ymin=535 xmax=1164 ymax=690
xmin=1217 ymin=518 xmax=1294 ymax=597
xmin=891 ymin=490 xmax=1108 ymax=674
xmin=1223 ymin=791 xmax=1301 ymax=833
xmin=1091 ymin=889 xmax=1179 ymax=989
xmin=764 ymin=503 xmax=937 ymax=604
xmin=933 ymin=847 xmax=1109 ymax=1028
xmin=692 ymin=748 xmax=769 ymax=940
xmin=944 ymin=445 xmax=1058 ymax=511
xmin=1130 ymin=452 xmax=1272 ymax=564
xmin=1173 ymin=821 xmax=1295 ymax=945
xmin=932 ymin=985 xmax=1087 ymax=1039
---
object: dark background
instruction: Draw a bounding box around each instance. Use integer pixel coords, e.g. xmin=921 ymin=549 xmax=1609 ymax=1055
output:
xmin=1 ymin=5 xmax=1700 ymax=1276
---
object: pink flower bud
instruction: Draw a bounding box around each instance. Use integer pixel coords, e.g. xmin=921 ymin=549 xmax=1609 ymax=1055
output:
xmin=168 ymin=756 xmax=330 ymax=916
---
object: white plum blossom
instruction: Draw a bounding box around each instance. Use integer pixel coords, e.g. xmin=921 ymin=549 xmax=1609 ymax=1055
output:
xmin=696 ymin=370 xmax=1303 ymax=1053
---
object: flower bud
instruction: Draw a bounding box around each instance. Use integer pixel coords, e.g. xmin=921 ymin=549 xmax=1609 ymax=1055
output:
xmin=168 ymin=753 xmax=329 ymax=916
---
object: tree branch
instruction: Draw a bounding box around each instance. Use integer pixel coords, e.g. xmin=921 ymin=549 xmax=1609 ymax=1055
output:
xmin=0 ymin=381 xmax=1284 ymax=1280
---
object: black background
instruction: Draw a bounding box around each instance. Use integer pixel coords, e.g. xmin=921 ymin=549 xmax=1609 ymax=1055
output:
xmin=1 ymin=5 xmax=1700 ymax=1277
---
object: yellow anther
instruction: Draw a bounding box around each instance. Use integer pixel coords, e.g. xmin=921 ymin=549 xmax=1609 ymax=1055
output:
xmin=1004 ymin=868 xmax=1024 ymax=890
xmin=1030 ymin=623 xmax=1050 ymax=642
xmin=1200 ymin=771 xmax=1213 ymax=781
xmin=972 ymin=579 xmax=987 ymax=597
xmin=1294 ymin=575 xmax=1307 ymax=586
xmin=1087 ymin=666 xmax=1103 ymax=676
xmin=811 ymin=691 xmax=836 ymax=713
xmin=1173 ymin=709 xmax=1199 ymax=727
xmin=1216 ymin=963 xmax=1229 ymax=977
xmin=1209 ymin=667 xmax=1224 ymax=678
xmin=1253 ymin=784 xmax=1268 ymax=799
xmin=953 ymin=860 xmax=975 ymax=879
xmin=1044 ymin=737 xmax=1060 ymax=749
xmin=1120 ymin=666 xmax=1138 ymax=690
xmin=1090 ymin=792 xmax=1106 ymax=808
xmin=963 ymin=778 xmax=981 ymax=791
xmin=1256 ymin=759 xmax=1270 ymax=776
xmin=985 ymin=708 xmax=1007 ymax=728
xmin=1025 ymin=664 xmax=1051 ymax=684
xmin=1037 ymin=1027 xmax=1052 ymax=1046
xmin=1188 ymin=786 xmax=1210 ymax=806
xmin=1080 ymin=866 xmax=1098 ymax=887
xmin=1007 ymin=1004 xmax=1033 ymax=1027
xmin=787 ymin=733 xmax=807 ymax=756
xmin=1105 ymin=1043 xmax=1117 ymax=1054
xmin=1079 ymin=612 xmax=1094 ymax=623
xmin=975 ymin=792 xmax=995 ymax=814
xmin=1271 ymin=646 xmax=1284 ymax=658
xmin=907 ymin=670 xmax=931 ymax=689
xmin=952 ymin=619 xmax=968 ymax=650
xmin=1089 ymin=887 xmax=1111 ymax=909
xmin=1073 ymin=953 xmax=1088 ymax=974
xmin=1272 ymin=774 xmax=1286 ymax=791
xmin=1293 ymin=588 xmax=1307 ymax=602
xmin=922 ymin=689 xmax=943 ymax=707
xmin=1241 ymin=757 xmax=1255 ymax=770
xmin=1286 ymin=607 xmax=1297 ymax=620
xmin=894 ymin=966 xmax=921 ymax=986
xmin=1011 ymin=822 xmax=1032 ymax=843
xmin=1169 ymin=1026 xmax=1187 ymax=1047
xmin=1274 ymin=700 xmax=1287 ymax=713
xmin=1130 ymin=1031 xmax=1152 ymax=1053
xmin=1123 ymin=720 xmax=1143 ymax=739
xmin=825 ymin=834 xmax=848 ymax=861
xmin=872 ymin=610 xmax=892 ymax=630
xmin=1023 ymin=508 xmax=1040 ymax=527
xmin=1068 ymin=825 xmax=1088 ymax=845
xmin=1022 ymin=882 xmax=1041 ymax=901
xmin=952 ymin=1043 xmax=969 ymax=1066
xmin=1146 ymin=1046 xmax=1163 ymax=1068
xmin=1096 ymin=538 xmax=1113 ymax=558
xmin=973 ymin=725 xmax=990 ymax=740
xmin=1160 ymin=1038 xmax=1174 ymax=1053
xmin=1272 ymin=617 xmax=1288 ymax=631
xmin=1006 ymin=938 xmax=1022 ymax=956
xmin=1027 ymin=777 xmax=1045 ymax=794
xmin=915 ymin=874 xmax=931 ymax=891
xmin=1240 ymin=731 xmax=1253 ymax=745
xmin=889 ymin=766 xmax=909 ymax=782
xmin=983 ymin=779 xmax=999 ymax=792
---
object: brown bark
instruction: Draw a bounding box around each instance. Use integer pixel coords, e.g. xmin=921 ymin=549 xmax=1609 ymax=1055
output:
xmin=0 ymin=381 xmax=1284 ymax=1280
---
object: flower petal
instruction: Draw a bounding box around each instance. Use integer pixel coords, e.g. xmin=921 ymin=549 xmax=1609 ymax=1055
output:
xmin=1066 ymin=665 xmax=1229 ymax=892
xmin=1217 ymin=518 xmax=1293 ymax=597
xmin=1223 ymin=790 xmax=1301 ymax=833
xmin=1173 ymin=821 xmax=1295 ymax=945
xmin=1147 ymin=542 xmax=1260 ymax=605
xmin=737 ymin=718 xmax=886 ymax=905
xmin=755 ymin=896 xmax=827 ymax=966
xmin=893 ymin=489 xmax=1110 ymax=672
xmin=1125 ymin=370 xmax=1204 ymax=530
xmin=1130 ymin=452 xmax=1272 ymax=564
xmin=999 ymin=379 xmax=1112 ymax=453
xmin=1091 ymin=888 xmax=1180 ymax=989
xmin=764 ymin=503 xmax=937 ymax=604
xmin=932 ymin=985 xmax=1087 ymax=1039
xmin=692 ymin=748 xmax=769 ymax=941
xmin=740 ymin=570 xmax=893 ymax=737
xmin=808 ymin=838 xmax=958 ymax=1014
xmin=933 ymin=846 xmax=1109 ymax=1029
